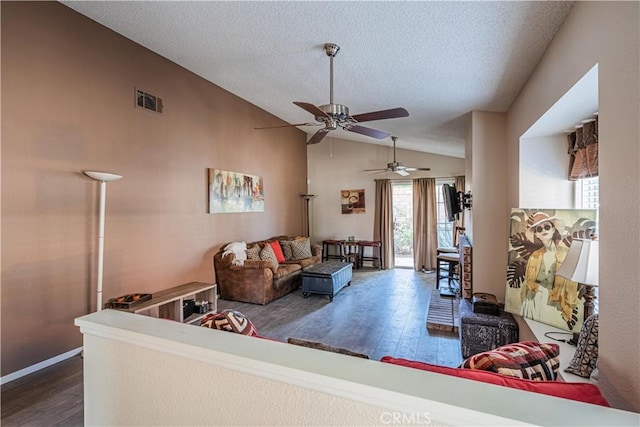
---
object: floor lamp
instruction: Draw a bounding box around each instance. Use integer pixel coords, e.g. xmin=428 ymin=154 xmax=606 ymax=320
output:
xmin=300 ymin=194 xmax=316 ymax=238
xmin=84 ymin=171 xmax=123 ymax=311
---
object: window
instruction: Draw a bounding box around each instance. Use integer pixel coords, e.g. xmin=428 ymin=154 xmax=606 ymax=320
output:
xmin=392 ymin=181 xmax=413 ymax=268
xmin=436 ymin=181 xmax=454 ymax=248
xmin=576 ymin=176 xmax=599 ymax=209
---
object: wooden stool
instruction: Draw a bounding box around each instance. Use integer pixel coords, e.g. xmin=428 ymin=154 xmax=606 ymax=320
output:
xmin=357 ymin=240 xmax=382 ymax=269
xmin=322 ymin=239 xmax=345 ymax=262
xmin=436 ymin=252 xmax=460 ymax=291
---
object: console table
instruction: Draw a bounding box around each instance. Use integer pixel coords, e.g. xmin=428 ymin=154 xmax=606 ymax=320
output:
xmin=108 ymin=282 xmax=217 ymax=325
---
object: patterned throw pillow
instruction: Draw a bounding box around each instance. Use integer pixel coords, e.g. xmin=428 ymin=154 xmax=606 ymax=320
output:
xmin=246 ymin=244 xmax=261 ymax=260
xmin=290 ymin=237 xmax=312 ymax=260
xmin=565 ymin=313 xmax=598 ymax=378
xmin=259 ymin=243 xmax=279 ymax=269
xmin=200 ymin=310 xmax=258 ymax=336
xmin=279 ymin=240 xmax=293 ymax=260
xmin=461 ymin=341 xmax=560 ymax=381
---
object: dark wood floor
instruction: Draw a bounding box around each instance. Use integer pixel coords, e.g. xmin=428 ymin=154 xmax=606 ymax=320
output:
xmin=1 ymin=268 xmax=460 ymax=426
xmin=1 ymin=355 xmax=83 ymax=427
xmin=218 ymin=268 xmax=462 ymax=365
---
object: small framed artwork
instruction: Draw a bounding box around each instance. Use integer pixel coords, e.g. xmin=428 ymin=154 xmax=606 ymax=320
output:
xmin=341 ymin=189 xmax=365 ymax=214
xmin=208 ymin=168 xmax=264 ymax=213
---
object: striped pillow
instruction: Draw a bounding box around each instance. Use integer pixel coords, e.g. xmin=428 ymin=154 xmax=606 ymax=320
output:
xmin=200 ymin=310 xmax=258 ymax=336
xmin=461 ymin=341 xmax=560 ymax=381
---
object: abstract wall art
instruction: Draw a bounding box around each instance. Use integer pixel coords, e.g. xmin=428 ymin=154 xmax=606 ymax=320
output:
xmin=341 ymin=189 xmax=365 ymax=214
xmin=208 ymin=168 xmax=264 ymax=213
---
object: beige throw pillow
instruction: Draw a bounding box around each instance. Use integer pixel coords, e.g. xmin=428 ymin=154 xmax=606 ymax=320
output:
xmin=246 ymin=244 xmax=261 ymax=261
xmin=279 ymin=240 xmax=293 ymax=260
xmin=290 ymin=238 xmax=312 ymax=260
xmin=259 ymin=243 xmax=279 ymax=269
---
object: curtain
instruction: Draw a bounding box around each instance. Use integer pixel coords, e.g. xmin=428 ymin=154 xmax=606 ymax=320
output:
xmin=568 ymin=117 xmax=598 ymax=180
xmin=412 ymin=178 xmax=437 ymax=271
xmin=373 ymin=179 xmax=393 ymax=269
xmin=454 ymin=175 xmax=466 ymax=230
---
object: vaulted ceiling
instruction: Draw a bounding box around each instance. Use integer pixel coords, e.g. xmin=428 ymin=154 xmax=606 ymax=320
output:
xmin=62 ymin=1 xmax=574 ymax=158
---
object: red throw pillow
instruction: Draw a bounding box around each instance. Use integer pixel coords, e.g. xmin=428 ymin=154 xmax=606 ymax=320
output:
xmin=269 ymin=241 xmax=286 ymax=263
xmin=380 ymin=356 xmax=610 ymax=407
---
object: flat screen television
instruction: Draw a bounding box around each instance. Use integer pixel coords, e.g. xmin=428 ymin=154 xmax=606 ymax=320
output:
xmin=442 ymin=183 xmax=461 ymax=222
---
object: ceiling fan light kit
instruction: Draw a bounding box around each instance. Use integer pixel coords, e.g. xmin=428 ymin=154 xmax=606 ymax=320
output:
xmin=257 ymin=43 xmax=409 ymax=145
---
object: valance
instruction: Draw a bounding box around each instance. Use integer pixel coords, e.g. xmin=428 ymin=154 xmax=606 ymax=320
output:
xmin=567 ymin=117 xmax=598 ymax=180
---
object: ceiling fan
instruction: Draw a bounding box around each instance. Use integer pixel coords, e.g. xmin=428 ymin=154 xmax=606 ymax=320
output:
xmin=364 ymin=136 xmax=431 ymax=176
xmin=255 ymin=43 xmax=409 ymax=145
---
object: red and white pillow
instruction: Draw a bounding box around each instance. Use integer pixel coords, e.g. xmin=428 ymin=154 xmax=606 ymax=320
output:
xmin=460 ymin=341 xmax=560 ymax=381
xmin=200 ymin=310 xmax=258 ymax=336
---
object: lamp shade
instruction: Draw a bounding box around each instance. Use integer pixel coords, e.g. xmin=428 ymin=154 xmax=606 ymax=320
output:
xmin=556 ymin=238 xmax=599 ymax=286
xmin=83 ymin=171 xmax=123 ymax=182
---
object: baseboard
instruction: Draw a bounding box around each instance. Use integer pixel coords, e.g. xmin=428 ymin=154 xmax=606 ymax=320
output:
xmin=0 ymin=346 xmax=83 ymax=385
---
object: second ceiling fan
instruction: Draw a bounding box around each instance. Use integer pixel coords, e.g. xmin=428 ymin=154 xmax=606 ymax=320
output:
xmin=256 ymin=43 xmax=409 ymax=145
xmin=365 ymin=136 xmax=431 ymax=176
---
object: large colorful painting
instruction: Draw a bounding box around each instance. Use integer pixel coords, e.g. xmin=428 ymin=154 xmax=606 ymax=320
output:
xmin=341 ymin=189 xmax=365 ymax=214
xmin=504 ymin=208 xmax=597 ymax=332
xmin=208 ymin=168 xmax=264 ymax=214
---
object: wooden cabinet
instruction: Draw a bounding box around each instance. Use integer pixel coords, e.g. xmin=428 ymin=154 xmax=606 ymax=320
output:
xmin=112 ymin=282 xmax=217 ymax=325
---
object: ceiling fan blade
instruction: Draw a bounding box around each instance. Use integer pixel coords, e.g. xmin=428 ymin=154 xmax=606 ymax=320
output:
xmin=403 ymin=167 xmax=431 ymax=172
xmin=293 ymin=102 xmax=331 ymax=119
xmin=346 ymin=125 xmax=390 ymax=139
xmin=363 ymin=168 xmax=388 ymax=172
xmin=351 ymin=108 xmax=409 ymax=123
xmin=307 ymin=129 xmax=330 ymax=145
xmin=254 ymin=122 xmax=319 ymax=130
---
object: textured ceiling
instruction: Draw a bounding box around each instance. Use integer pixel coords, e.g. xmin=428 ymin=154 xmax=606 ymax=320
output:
xmin=61 ymin=1 xmax=573 ymax=158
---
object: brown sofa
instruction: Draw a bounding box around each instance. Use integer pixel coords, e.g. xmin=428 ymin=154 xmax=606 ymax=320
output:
xmin=213 ymin=236 xmax=322 ymax=305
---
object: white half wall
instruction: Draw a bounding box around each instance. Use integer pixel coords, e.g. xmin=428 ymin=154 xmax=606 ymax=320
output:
xmin=75 ymin=310 xmax=639 ymax=426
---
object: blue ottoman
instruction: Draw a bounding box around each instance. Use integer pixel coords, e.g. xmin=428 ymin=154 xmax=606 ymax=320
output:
xmin=301 ymin=261 xmax=352 ymax=302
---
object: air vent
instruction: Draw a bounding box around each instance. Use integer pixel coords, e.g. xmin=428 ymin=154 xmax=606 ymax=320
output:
xmin=135 ymin=88 xmax=163 ymax=113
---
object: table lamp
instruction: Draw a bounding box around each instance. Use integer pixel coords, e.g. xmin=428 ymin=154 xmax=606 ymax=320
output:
xmin=555 ymin=237 xmax=599 ymax=345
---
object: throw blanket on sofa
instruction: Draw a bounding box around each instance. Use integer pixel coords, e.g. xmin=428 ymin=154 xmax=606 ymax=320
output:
xmin=222 ymin=241 xmax=247 ymax=266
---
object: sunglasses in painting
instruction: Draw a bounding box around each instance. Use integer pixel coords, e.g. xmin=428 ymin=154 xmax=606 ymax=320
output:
xmin=535 ymin=223 xmax=553 ymax=233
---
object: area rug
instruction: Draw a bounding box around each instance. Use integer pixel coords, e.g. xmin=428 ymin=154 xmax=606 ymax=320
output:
xmin=426 ymin=289 xmax=460 ymax=333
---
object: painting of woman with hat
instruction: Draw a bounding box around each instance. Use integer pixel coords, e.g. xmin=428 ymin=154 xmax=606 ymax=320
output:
xmin=505 ymin=209 xmax=597 ymax=331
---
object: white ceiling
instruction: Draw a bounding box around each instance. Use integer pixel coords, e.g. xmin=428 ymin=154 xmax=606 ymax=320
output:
xmin=61 ymin=1 xmax=574 ymax=158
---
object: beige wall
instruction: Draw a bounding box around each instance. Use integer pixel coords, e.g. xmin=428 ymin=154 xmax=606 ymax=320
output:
xmin=1 ymin=2 xmax=307 ymax=376
xmin=468 ymin=111 xmax=508 ymax=298
xmin=520 ymin=135 xmax=575 ymax=209
xmin=307 ymin=137 xmax=465 ymax=245
xmin=506 ymin=2 xmax=639 ymax=411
